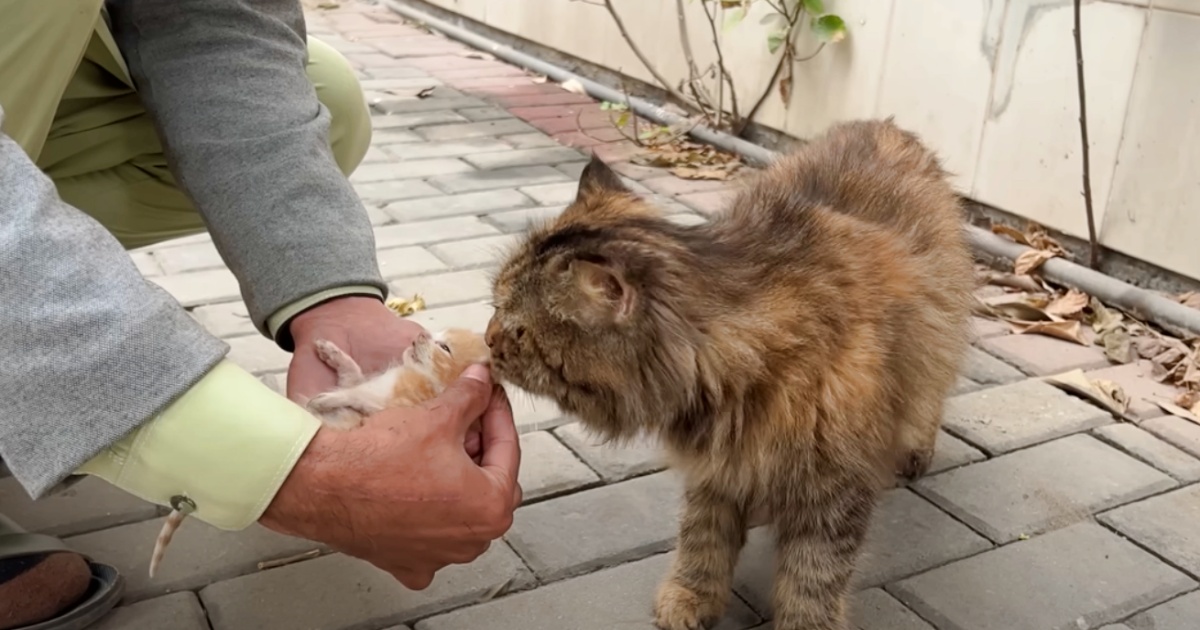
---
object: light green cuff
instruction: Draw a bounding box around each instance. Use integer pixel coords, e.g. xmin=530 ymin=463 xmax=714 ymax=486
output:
xmin=266 ymin=284 xmax=385 ymax=340
xmin=76 ymin=360 xmax=320 ymax=530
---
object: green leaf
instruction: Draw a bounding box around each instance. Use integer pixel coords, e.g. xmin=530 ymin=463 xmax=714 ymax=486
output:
xmin=759 ymin=11 xmax=786 ymax=27
xmin=767 ymin=29 xmax=787 ymax=54
xmin=600 ymin=101 xmax=615 ymax=110
xmin=615 ymin=111 xmax=631 ymax=128
xmin=801 ymin=0 xmax=825 ymax=14
xmin=811 ymin=14 xmax=847 ymax=43
xmin=723 ymin=5 xmax=747 ymax=31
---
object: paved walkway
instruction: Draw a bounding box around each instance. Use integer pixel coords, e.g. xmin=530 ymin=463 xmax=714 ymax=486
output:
xmin=4 ymin=1 xmax=1200 ymax=628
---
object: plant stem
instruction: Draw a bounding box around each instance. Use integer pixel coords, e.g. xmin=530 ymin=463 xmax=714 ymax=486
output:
xmin=699 ymin=0 xmax=740 ymax=126
xmin=1072 ymin=0 xmax=1100 ymax=269
xmin=597 ymin=0 xmax=693 ymax=108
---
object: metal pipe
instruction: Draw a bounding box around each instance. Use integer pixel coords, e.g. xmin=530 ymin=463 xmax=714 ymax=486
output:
xmin=381 ymin=0 xmax=1200 ymax=337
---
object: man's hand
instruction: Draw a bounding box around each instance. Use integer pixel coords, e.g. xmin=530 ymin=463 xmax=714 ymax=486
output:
xmin=286 ymin=295 xmax=484 ymax=461
xmin=260 ymin=364 xmax=522 ymax=589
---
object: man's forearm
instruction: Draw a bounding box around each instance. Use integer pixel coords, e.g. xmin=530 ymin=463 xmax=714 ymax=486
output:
xmin=0 ymin=108 xmax=227 ymax=497
xmin=107 ymin=0 xmax=387 ymax=349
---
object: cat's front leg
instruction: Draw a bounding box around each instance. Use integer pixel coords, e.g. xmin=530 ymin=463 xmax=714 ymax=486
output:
xmin=769 ymin=477 xmax=878 ymax=630
xmin=305 ymin=389 xmax=382 ymax=430
xmin=654 ymin=482 xmax=747 ymax=630
xmin=313 ymin=338 xmax=366 ymax=388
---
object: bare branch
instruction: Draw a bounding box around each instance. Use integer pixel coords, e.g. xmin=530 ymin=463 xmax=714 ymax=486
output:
xmin=593 ymin=0 xmax=693 ymax=108
xmin=1072 ymin=0 xmax=1101 ymax=269
xmin=568 ymin=0 xmax=606 ymax=6
xmin=699 ymin=0 xmax=740 ymax=126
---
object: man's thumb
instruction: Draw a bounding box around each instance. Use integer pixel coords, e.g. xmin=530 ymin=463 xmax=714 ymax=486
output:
xmin=425 ymin=363 xmax=492 ymax=429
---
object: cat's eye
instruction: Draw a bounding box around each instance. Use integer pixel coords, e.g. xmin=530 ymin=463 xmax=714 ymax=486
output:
xmin=436 ymin=340 xmax=451 ymax=354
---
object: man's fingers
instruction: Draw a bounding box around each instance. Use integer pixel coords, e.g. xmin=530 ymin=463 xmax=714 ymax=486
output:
xmin=423 ymin=363 xmax=493 ymax=433
xmin=479 ymin=385 xmax=520 ymax=491
xmin=391 ymin=568 xmax=435 ymax=591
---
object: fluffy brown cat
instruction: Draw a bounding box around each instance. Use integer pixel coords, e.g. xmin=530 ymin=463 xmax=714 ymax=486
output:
xmin=484 ymin=119 xmax=974 ymax=630
xmin=147 ymin=328 xmax=490 ymax=578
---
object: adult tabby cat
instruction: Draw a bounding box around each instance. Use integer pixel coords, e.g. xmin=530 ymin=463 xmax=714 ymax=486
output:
xmin=485 ymin=118 xmax=974 ymax=630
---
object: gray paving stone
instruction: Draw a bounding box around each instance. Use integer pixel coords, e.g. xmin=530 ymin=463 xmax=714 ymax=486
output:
xmin=517 ymin=431 xmax=600 ymax=502
xmin=150 ymin=241 xmax=223 ymax=275
xmin=979 ymin=333 xmax=1112 ymax=375
xmin=456 ymin=106 xmax=513 ymax=121
xmin=407 ymin=301 xmax=493 ymax=334
xmin=417 ymin=119 xmax=536 ymax=141
xmin=191 ymin=301 xmax=255 ymax=338
xmin=382 ymin=138 xmax=513 ymax=161
xmin=1094 ymin=423 xmax=1200 ymax=482
xmin=371 ymin=128 xmax=424 ymax=144
xmin=66 ymin=519 xmax=321 ymax=602
xmin=1142 ymin=415 xmax=1200 ymax=458
xmin=0 ymin=476 xmax=160 ymax=538
xmin=733 ymin=489 xmax=992 ymax=614
xmin=959 ymin=346 xmax=1024 ymax=385
xmin=887 ymin=522 xmax=1196 ymax=630
xmin=950 ymin=376 xmax=982 ymax=396
xmin=429 ymin=165 xmax=569 ymax=194
xmin=943 ymin=379 xmax=1112 ymax=455
xmin=149 ymin=268 xmax=241 ymax=307
xmin=850 ymin=589 xmax=934 ymax=630
xmin=389 ymin=269 xmax=494 ymax=308
xmin=553 ymin=422 xmax=666 ymax=482
xmin=429 ymin=234 xmax=521 ymax=268
xmin=383 ymin=189 xmax=533 ymax=222
xmin=354 ymin=179 xmax=442 ymax=203
xmin=350 ymin=158 xmax=475 ymax=182
xmin=361 ymin=77 xmax=444 ymax=92
xmin=1123 ymin=590 xmax=1200 ymax=630
xmin=415 ymin=551 xmax=760 ymax=630
xmin=259 ymin=372 xmax=285 ymax=394
xmin=92 ymin=592 xmax=209 ymax=630
xmin=520 ymin=181 xmax=581 ymax=205
xmin=1100 ymin=484 xmax=1200 ymax=579
xmin=927 ymin=430 xmax=986 ymax=475
xmin=914 ymin=434 xmax=1176 ymax=543
xmin=362 ymin=65 xmax=429 ymax=79
xmin=226 ymin=334 xmax=293 ymax=374
xmin=366 ymin=203 xmax=393 ymax=225
xmin=463 ymin=146 xmax=586 ymax=169
xmin=502 ymin=131 xmax=561 ymax=148
xmin=363 ymin=144 xmax=392 ymax=163
xmin=373 ymin=96 xmax=489 ymax=115
xmin=504 ymin=471 xmax=684 ymax=581
xmin=372 ymin=110 xmax=469 ymax=129
xmin=485 ymin=205 xmax=565 ymax=232
xmin=373 ymin=216 xmax=500 ymax=248
xmin=201 ymin=547 xmax=533 ymax=630
xmin=376 ymin=245 xmax=448 ymax=279
xmin=130 ymin=250 xmax=162 ymax=277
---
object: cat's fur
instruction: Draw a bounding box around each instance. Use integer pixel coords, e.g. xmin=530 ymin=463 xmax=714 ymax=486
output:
xmin=147 ymin=327 xmax=490 ymax=578
xmin=484 ymin=119 xmax=974 ymax=630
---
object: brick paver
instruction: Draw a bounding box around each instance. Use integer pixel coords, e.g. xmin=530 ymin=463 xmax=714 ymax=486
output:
xmin=15 ymin=2 xmax=1200 ymax=628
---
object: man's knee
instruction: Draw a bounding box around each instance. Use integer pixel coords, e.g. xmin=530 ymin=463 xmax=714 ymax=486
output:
xmin=305 ymin=36 xmax=372 ymax=176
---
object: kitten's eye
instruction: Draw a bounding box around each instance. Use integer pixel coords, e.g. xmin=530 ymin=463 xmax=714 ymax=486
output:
xmin=436 ymin=341 xmax=451 ymax=354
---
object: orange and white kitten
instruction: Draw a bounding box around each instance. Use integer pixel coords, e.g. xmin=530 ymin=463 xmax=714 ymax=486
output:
xmin=146 ymin=327 xmax=490 ymax=578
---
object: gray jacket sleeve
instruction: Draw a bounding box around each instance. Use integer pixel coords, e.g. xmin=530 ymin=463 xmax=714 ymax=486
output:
xmin=0 ymin=108 xmax=229 ymax=498
xmin=107 ymin=0 xmax=387 ymax=348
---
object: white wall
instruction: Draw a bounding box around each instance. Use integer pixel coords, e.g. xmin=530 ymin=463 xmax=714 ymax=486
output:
xmin=424 ymin=0 xmax=1200 ymax=281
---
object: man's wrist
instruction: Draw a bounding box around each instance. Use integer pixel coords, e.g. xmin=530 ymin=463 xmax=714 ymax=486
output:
xmin=269 ymin=286 xmax=386 ymax=352
xmin=288 ymin=294 xmax=395 ymax=344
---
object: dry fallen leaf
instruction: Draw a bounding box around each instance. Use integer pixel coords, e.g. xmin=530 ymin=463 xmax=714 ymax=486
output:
xmin=417 ymin=86 xmax=436 ymax=99
xmin=1099 ymin=327 xmax=1136 ymax=364
xmin=1013 ymin=320 xmax=1090 ymax=346
xmin=559 ymin=78 xmax=587 ymax=95
xmin=1014 ymin=249 xmax=1056 ymax=275
xmin=1085 ymin=297 xmax=1124 ymax=334
xmin=459 ymin=51 xmax=496 ymax=61
xmin=977 ymin=296 xmax=1055 ymax=323
xmin=1044 ymin=369 xmax=1133 ymax=420
xmin=1177 ymin=291 xmax=1200 ymax=310
xmin=991 ymin=223 xmax=1029 ymax=245
xmin=1151 ymin=398 xmax=1200 ymax=426
xmin=530 ymin=74 xmax=549 ymax=84
xmin=1045 ymin=289 xmax=1089 ymax=318
xmin=386 ymin=294 xmax=426 ymax=317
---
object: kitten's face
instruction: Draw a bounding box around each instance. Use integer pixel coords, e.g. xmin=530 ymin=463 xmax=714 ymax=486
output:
xmin=486 ymin=157 xmax=694 ymax=437
xmin=406 ymin=328 xmax=491 ymax=384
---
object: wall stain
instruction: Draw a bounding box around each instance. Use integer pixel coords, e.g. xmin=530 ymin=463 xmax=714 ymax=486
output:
xmin=988 ymin=0 xmax=1073 ymax=119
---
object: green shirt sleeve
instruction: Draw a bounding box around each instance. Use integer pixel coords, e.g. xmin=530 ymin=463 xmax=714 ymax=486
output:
xmin=76 ymin=360 xmax=320 ymax=530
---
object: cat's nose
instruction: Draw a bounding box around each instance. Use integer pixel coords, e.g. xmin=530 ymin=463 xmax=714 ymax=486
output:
xmin=484 ymin=317 xmax=502 ymax=349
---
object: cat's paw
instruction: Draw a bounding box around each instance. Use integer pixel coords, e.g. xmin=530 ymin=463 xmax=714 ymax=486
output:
xmin=313 ymin=339 xmax=366 ymax=387
xmin=653 ymin=579 xmax=720 ymax=630
xmin=897 ymin=447 xmax=934 ymax=482
xmin=306 ymin=393 xmax=365 ymax=430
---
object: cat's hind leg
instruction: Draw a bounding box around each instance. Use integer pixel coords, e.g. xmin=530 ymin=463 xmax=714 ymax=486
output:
xmin=305 ymin=388 xmax=383 ymax=430
xmin=314 ymin=338 xmax=367 ymax=388
xmin=653 ymin=482 xmax=747 ymax=630
xmin=769 ymin=473 xmax=877 ymax=630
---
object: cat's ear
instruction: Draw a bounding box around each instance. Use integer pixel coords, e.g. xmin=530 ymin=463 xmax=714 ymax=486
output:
xmin=576 ymin=154 xmax=629 ymax=202
xmin=570 ymin=258 xmax=635 ymax=323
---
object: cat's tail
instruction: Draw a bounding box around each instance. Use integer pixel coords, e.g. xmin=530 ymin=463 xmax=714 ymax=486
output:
xmin=148 ymin=508 xmax=187 ymax=578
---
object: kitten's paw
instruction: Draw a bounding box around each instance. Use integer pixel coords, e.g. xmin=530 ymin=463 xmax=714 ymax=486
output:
xmin=897 ymin=447 xmax=934 ymax=482
xmin=653 ymin=579 xmax=720 ymax=630
xmin=306 ymin=393 xmax=365 ymax=430
xmin=313 ymin=339 xmax=366 ymax=387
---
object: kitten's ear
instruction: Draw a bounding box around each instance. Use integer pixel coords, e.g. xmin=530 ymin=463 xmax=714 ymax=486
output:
xmin=576 ymin=154 xmax=629 ymax=202
xmin=570 ymin=258 xmax=635 ymax=323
